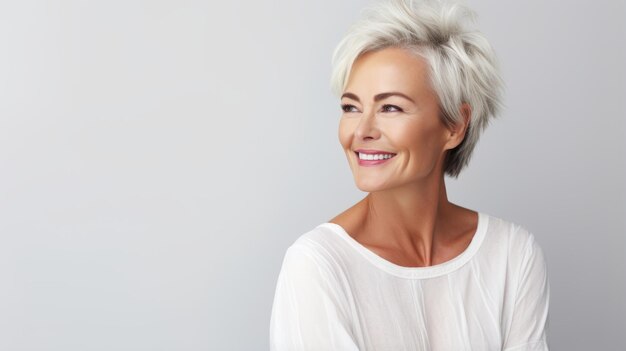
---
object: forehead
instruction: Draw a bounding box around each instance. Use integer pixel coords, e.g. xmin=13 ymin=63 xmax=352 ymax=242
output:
xmin=345 ymin=47 xmax=431 ymax=97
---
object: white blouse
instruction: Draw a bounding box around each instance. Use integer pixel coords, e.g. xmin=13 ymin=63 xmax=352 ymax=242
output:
xmin=269 ymin=212 xmax=550 ymax=350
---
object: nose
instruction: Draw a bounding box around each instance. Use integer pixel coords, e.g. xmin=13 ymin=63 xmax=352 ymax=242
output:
xmin=354 ymin=109 xmax=381 ymax=141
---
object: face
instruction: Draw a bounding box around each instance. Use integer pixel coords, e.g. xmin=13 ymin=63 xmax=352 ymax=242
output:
xmin=338 ymin=47 xmax=463 ymax=192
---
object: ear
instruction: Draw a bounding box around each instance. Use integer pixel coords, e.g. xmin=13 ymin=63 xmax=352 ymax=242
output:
xmin=444 ymin=103 xmax=472 ymax=151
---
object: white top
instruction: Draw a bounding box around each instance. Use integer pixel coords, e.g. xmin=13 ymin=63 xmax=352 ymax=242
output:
xmin=269 ymin=212 xmax=550 ymax=350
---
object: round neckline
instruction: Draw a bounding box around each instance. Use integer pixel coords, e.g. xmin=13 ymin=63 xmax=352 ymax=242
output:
xmin=318 ymin=212 xmax=489 ymax=279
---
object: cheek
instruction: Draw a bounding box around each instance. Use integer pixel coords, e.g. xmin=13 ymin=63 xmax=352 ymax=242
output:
xmin=394 ymin=120 xmax=444 ymax=153
xmin=337 ymin=119 xmax=353 ymax=149
xmin=389 ymin=120 xmax=420 ymax=148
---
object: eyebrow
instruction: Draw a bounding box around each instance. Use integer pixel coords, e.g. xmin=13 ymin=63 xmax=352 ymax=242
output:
xmin=341 ymin=91 xmax=415 ymax=104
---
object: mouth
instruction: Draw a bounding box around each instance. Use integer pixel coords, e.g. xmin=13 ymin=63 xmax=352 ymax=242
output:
xmin=353 ymin=151 xmax=397 ymax=166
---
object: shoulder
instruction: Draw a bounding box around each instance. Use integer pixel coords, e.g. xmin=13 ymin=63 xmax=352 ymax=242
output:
xmin=483 ymin=213 xmax=545 ymax=255
xmin=279 ymin=224 xmax=346 ymax=279
xmin=482 ymin=213 xmax=549 ymax=277
xmin=274 ymin=224 xmax=353 ymax=307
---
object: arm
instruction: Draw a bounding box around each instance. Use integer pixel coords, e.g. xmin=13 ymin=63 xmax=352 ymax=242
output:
xmin=502 ymin=232 xmax=551 ymax=351
xmin=269 ymin=244 xmax=360 ymax=351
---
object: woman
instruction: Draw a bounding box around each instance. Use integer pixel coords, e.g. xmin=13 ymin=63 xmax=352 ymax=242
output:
xmin=270 ymin=0 xmax=550 ymax=350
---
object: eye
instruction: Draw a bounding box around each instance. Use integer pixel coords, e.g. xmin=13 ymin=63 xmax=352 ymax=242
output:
xmin=341 ymin=104 xmax=358 ymax=113
xmin=381 ymin=104 xmax=402 ymax=113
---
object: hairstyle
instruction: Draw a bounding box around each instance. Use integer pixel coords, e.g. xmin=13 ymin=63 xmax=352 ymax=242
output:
xmin=330 ymin=0 xmax=504 ymax=179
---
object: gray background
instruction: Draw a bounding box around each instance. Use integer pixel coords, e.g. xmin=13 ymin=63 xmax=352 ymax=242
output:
xmin=0 ymin=0 xmax=624 ymax=350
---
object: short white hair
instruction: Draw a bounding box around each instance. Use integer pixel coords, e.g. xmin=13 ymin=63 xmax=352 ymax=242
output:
xmin=330 ymin=0 xmax=504 ymax=178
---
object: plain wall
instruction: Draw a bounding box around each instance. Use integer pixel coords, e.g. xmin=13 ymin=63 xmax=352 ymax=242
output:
xmin=0 ymin=0 xmax=624 ymax=350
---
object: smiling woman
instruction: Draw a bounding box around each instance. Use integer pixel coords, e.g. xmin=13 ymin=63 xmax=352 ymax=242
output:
xmin=338 ymin=47 xmax=467 ymax=192
xmin=269 ymin=0 xmax=550 ymax=350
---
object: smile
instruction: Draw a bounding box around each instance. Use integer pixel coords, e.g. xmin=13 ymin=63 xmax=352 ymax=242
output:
xmin=354 ymin=151 xmax=397 ymax=166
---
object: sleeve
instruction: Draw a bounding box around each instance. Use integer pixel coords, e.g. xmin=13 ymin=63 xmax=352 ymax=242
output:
xmin=502 ymin=232 xmax=551 ymax=351
xmin=269 ymin=243 xmax=360 ymax=351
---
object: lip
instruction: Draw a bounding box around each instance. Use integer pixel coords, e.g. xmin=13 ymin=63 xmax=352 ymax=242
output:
xmin=353 ymin=149 xmax=397 ymax=167
xmin=354 ymin=148 xmax=396 ymax=155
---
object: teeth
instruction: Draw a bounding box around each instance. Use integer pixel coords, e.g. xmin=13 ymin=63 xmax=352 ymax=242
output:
xmin=358 ymin=152 xmax=395 ymax=160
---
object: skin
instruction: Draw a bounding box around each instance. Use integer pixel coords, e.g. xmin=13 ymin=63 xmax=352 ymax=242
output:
xmin=328 ymin=46 xmax=477 ymax=268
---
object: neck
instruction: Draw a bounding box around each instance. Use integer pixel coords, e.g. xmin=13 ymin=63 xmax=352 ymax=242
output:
xmin=360 ymin=173 xmax=453 ymax=265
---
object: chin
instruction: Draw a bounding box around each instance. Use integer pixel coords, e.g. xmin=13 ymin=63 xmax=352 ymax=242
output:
xmin=354 ymin=178 xmax=391 ymax=193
